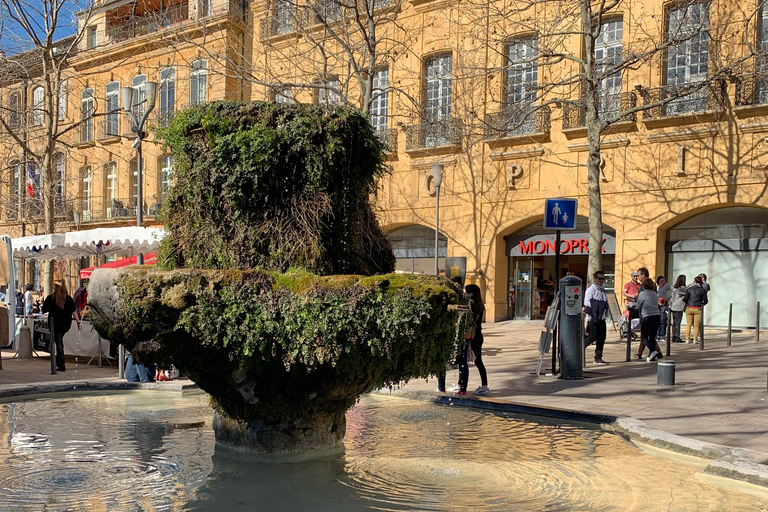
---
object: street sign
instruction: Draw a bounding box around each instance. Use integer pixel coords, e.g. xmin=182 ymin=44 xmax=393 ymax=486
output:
xmin=543 ymin=198 xmax=578 ymax=230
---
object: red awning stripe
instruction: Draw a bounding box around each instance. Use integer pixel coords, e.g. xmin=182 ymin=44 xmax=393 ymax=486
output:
xmin=79 ymin=253 xmax=157 ymax=280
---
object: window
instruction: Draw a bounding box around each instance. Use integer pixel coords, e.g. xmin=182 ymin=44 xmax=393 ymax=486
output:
xmin=132 ymin=74 xmax=147 ymax=119
xmin=131 ymin=160 xmax=139 ymax=207
xmin=316 ymin=0 xmax=341 ymax=22
xmin=9 ymin=92 xmax=20 ymax=130
xmin=190 ymin=60 xmax=207 ymax=105
xmin=7 ymin=161 xmax=21 ymax=219
xmin=595 ymin=19 xmax=623 ymax=119
xmin=81 ymin=166 xmax=92 ymax=220
xmin=106 ymin=81 xmax=120 ymax=136
xmin=505 ymin=38 xmax=538 ymax=134
xmin=32 ymin=87 xmax=44 ymax=126
xmin=371 ymin=68 xmax=388 ymax=134
xmin=275 ymin=87 xmax=292 ymax=104
xmin=757 ymin=2 xmax=768 ymax=103
xmin=159 ymin=68 xmax=175 ymax=127
xmin=106 ymin=162 xmax=117 ymax=217
xmin=665 ymin=2 xmax=710 ymax=115
xmin=58 ymin=80 xmax=67 ymax=121
xmin=53 ymin=152 xmax=65 ymax=211
xmin=86 ymin=26 xmax=97 ymax=49
xmin=81 ymin=88 xmax=94 ymax=142
xmin=424 ymin=54 xmax=453 ymax=145
xmin=159 ymin=156 xmax=173 ymax=195
xmin=200 ymin=0 xmax=212 ymax=17
xmin=275 ymin=0 xmax=294 ymax=35
xmin=318 ymin=77 xmax=340 ymax=105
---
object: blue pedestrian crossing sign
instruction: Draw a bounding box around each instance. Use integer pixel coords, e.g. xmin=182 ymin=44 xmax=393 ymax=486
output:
xmin=543 ymin=198 xmax=578 ymax=230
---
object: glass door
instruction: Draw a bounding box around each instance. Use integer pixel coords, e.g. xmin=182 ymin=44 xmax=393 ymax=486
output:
xmin=514 ymin=257 xmax=534 ymax=319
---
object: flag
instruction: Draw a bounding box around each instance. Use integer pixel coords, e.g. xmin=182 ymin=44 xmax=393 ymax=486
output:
xmin=26 ymin=162 xmax=38 ymax=198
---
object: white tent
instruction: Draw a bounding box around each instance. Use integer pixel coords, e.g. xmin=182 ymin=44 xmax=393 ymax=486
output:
xmin=11 ymin=227 xmax=164 ymax=260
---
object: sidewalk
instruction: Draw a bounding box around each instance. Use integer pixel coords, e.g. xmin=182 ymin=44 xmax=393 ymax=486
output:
xmin=400 ymin=321 xmax=768 ymax=459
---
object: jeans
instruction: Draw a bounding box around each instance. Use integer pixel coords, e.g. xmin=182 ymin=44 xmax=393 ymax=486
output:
xmin=671 ymin=310 xmax=684 ymax=340
xmin=685 ymin=307 xmax=702 ymax=340
xmin=640 ymin=315 xmax=661 ymax=354
xmin=585 ymin=320 xmax=607 ymax=358
xmin=657 ymin=322 xmax=667 ymax=340
xmin=53 ymin=333 xmax=65 ymax=370
xmin=470 ymin=332 xmax=487 ymax=387
xmin=125 ymin=355 xmax=156 ymax=383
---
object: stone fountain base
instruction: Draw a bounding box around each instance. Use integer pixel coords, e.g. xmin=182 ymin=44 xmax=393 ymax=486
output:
xmin=212 ymin=410 xmax=347 ymax=454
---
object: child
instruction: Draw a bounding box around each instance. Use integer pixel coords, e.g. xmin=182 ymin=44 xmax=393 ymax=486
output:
xmin=657 ymin=297 xmax=668 ymax=341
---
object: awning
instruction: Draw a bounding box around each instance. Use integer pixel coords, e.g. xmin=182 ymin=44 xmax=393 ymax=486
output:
xmin=10 ymin=234 xmax=66 ymax=260
xmin=80 ymin=252 xmax=157 ymax=280
xmin=11 ymin=227 xmax=164 ymax=260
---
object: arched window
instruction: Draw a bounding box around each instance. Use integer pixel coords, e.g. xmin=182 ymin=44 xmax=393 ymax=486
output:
xmin=132 ymin=74 xmax=147 ymax=119
xmin=81 ymin=88 xmax=94 ymax=142
xmin=159 ymin=156 xmax=173 ymax=195
xmin=32 ymin=86 xmax=44 ymax=125
xmin=190 ymin=60 xmax=206 ymax=105
xmin=81 ymin=166 xmax=92 ymax=221
xmin=53 ymin=152 xmax=65 ymax=212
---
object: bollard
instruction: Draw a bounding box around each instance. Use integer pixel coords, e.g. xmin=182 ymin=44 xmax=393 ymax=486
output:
xmin=118 ymin=344 xmax=125 ymax=379
xmin=700 ymin=305 xmax=705 ymax=350
xmin=757 ymin=302 xmax=761 ymax=343
xmin=48 ymin=316 xmax=57 ymax=375
xmin=666 ymin=316 xmax=671 ymax=357
xmin=559 ymin=276 xmax=583 ymax=379
xmin=657 ymin=361 xmax=675 ymax=386
xmin=17 ymin=324 xmax=32 ymax=359
xmin=727 ymin=303 xmax=733 ymax=347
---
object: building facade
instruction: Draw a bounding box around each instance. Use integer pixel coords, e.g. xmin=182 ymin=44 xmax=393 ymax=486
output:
xmin=2 ymin=0 xmax=768 ymax=327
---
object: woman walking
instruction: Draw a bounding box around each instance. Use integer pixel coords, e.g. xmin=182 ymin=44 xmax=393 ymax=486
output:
xmin=669 ymin=275 xmax=687 ymax=343
xmin=41 ymin=281 xmax=81 ymax=372
xmin=465 ymin=284 xmax=489 ymax=396
xmin=636 ymin=278 xmax=662 ymax=362
xmin=683 ymin=275 xmax=709 ymax=343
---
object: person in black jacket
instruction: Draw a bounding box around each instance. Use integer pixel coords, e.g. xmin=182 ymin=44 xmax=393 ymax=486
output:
xmin=683 ymin=275 xmax=708 ymax=343
xmin=41 ymin=281 xmax=81 ymax=372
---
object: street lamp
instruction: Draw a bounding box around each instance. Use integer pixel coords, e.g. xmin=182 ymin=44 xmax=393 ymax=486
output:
xmin=432 ymin=164 xmax=444 ymax=276
xmin=120 ymin=81 xmax=158 ymax=265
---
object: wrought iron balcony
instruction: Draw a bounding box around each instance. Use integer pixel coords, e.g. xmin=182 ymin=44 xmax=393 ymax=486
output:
xmin=484 ymin=105 xmax=550 ymax=138
xmin=405 ymin=119 xmax=462 ymax=151
xmin=561 ymin=92 xmax=637 ymax=130
xmin=374 ymin=127 xmax=397 ymax=153
xmin=97 ymin=116 xmax=122 ymax=141
xmin=3 ymin=196 xmax=69 ymax=221
xmin=640 ymin=79 xmax=726 ymax=120
xmin=735 ymin=73 xmax=768 ymax=107
xmin=260 ymin=12 xmax=295 ymax=39
xmin=107 ymin=4 xmax=189 ymax=43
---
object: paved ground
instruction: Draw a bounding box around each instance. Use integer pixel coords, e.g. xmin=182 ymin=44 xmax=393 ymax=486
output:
xmin=400 ymin=320 xmax=768 ymax=459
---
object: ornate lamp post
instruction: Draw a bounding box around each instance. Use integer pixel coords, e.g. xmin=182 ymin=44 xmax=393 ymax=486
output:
xmin=120 ymin=82 xmax=158 ymax=265
xmin=432 ymin=164 xmax=444 ymax=276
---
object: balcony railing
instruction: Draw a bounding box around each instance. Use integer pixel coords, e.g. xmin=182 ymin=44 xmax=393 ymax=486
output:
xmin=374 ymin=127 xmax=397 ymax=153
xmin=405 ymin=119 xmax=462 ymax=151
xmin=3 ymin=195 xmax=70 ymax=221
xmin=97 ymin=116 xmax=122 ymax=141
xmin=66 ymin=196 xmax=162 ymax=223
xmin=79 ymin=120 xmax=95 ymax=144
xmin=735 ymin=72 xmax=768 ymax=107
xmin=640 ymin=79 xmax=726 ymax=120
xmin=485 ymin=105 xmax=551 ymax=138
xmin=107 ymin=4 xmax=189 ymax=43
xmin=562 ymin=92 xmax=637 ymax=130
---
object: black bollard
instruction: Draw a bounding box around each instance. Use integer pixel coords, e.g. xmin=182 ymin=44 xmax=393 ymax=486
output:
xmin=699 ymin=306 xmax=705 ymax=350
xmin=666 ymin=317 xmax=671 ymax=357
xmin=48 ymin=316 xmax=57 ymax=375
xmin=657 ymin=361 xmax=675 ymax=386
xmin=757 ymin=302 xmax=761 ymax=343
xmin=727 ymin=304 xmax=733 ymax=347
xmin=626 ymin=312 xmax=632 ymax=362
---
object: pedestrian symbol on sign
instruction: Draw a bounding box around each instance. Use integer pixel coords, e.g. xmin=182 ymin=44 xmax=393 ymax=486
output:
xmin=551 ymin=203 xmax=561 ymax=225
xmin=562 ymin=212 xmax=568 ymax=224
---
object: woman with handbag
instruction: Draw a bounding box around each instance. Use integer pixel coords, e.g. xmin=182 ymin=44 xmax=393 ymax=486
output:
xmin=465 ymin=284 xmax=489 ymax=396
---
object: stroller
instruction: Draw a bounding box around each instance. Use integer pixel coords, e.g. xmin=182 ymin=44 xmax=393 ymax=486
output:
xmin=618 ymin=302 xmax=639 ymax=340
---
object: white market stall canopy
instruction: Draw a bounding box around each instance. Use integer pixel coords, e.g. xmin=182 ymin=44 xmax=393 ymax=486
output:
xmin=11 ymin=227 xmax=165 ymax=260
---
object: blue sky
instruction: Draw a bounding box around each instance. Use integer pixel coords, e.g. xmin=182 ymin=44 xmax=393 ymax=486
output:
xmin=0 ymin=0 xmax=82 ymax=55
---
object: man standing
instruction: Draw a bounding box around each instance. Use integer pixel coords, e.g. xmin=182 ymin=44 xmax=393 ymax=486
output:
xmin=700 ymin=273 xmax=710 ymax=292
xmin=584 ymin=271 xmax=609 ymax=365
xmin=622 ymin=272 xmax=641 ymax=305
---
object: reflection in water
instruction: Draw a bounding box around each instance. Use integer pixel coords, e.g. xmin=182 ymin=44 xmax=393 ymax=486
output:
xmin=0 ymin=392 xmax=763 ymax=511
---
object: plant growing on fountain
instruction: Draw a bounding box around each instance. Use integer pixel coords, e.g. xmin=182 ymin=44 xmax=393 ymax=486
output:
xmin=89 ymin=102 xmax=467 ymax=453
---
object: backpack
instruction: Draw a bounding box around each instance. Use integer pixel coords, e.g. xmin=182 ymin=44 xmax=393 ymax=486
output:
xmin=73 ymin=288 xmax=86 ymax=310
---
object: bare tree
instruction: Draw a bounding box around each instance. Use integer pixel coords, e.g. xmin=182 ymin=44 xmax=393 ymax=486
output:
xmin=0 ymin=0 xmax=96 ymax=293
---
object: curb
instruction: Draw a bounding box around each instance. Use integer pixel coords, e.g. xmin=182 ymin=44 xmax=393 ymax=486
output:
xmin=0 ymin=379 xmax=198 ymax=400
xmin=375 ymin=387 xmax=768 ymax=488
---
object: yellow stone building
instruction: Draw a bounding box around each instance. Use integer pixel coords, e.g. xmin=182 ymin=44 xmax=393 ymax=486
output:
xmin=2 ymin=0 xmax=768 ymax=327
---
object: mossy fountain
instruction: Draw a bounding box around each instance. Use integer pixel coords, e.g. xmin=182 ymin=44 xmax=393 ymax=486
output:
xmin=89 ymin=102 xmax=466 ymax=453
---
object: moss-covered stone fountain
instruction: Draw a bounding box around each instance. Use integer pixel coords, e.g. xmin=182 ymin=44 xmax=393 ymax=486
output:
xmin=89 ymin=102 xmax=465 ymax=453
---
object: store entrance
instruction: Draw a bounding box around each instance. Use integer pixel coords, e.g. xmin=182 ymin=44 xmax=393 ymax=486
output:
xmin=504 ymin=217 xmax=616 ymax=320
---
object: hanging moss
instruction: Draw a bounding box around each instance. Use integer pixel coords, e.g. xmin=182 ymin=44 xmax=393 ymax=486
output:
xmin=156 ymin=101 xmax=395 ymax=276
